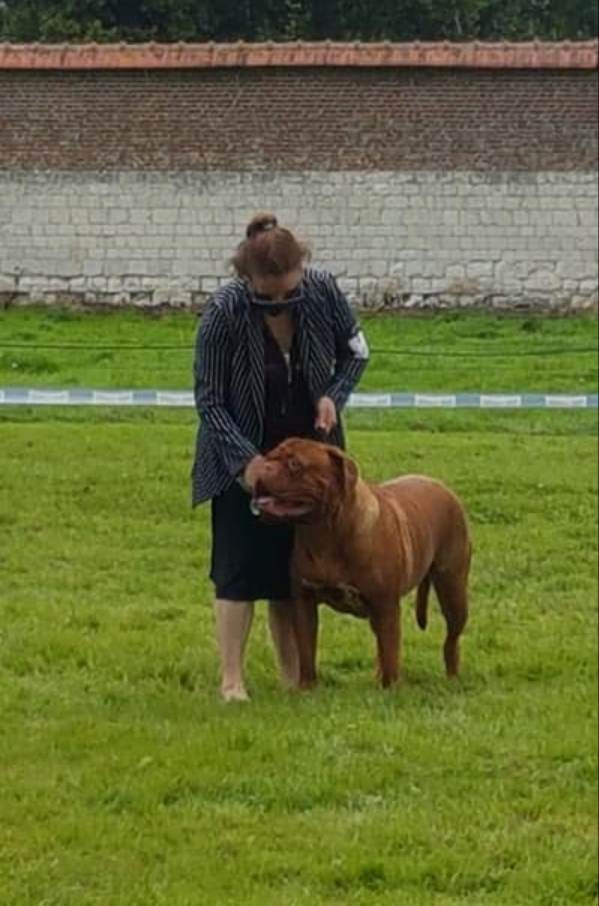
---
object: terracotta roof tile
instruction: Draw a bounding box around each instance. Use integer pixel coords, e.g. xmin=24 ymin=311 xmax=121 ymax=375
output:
xmin=0 ymin=40 xmax=596 ymax=70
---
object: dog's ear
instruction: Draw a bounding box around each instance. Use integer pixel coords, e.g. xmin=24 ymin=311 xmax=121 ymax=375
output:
xmin=327 ymin=448 xmax=359 ymax=496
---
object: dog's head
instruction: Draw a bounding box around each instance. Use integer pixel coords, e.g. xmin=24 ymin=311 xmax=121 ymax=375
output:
xmin=251 ymin=438 xmax=359 ymax=524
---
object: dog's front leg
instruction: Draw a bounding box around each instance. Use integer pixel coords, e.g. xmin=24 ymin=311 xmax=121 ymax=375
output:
xmin=369 ymin=600 xmax=401 ymax=688
xmin=292 ymin=593 xmax=319 ymax=690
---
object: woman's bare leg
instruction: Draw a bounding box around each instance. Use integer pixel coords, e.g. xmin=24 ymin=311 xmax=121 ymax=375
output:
xmin=214 ymin=599 xmax=254 ymax=701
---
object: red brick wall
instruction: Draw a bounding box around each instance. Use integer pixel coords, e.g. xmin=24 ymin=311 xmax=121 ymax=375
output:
xmin=0 ymin=66 xmax=597 ymax=171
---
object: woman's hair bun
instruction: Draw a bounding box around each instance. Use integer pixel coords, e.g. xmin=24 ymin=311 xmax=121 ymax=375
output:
xmin=232 ymin=211 xmax=308 ymax=277
xmin=246 ymin=212 xmax=278 ymax=239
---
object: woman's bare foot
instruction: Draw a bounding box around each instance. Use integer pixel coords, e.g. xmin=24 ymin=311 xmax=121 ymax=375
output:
xmin=220 ymin=683 xmax=251 ymax=703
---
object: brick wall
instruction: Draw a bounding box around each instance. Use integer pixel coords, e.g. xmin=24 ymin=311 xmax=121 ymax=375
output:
xmin=0 ymin=42 xmax=597 ymax=310
xmin=1 ymin=68 xmax=597 ymax=172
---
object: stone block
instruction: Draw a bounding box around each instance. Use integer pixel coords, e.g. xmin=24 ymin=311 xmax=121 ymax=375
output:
xmin=411 ymin=278 xmax=432 ymax=294
xmin=152 ymin=290 xmax=193 ymax=307
xmin=466 ymin=261 xmax=494 ymax=279
xmin=167 ymin=275 xmax=199 ymax=292
xmin=480 ymin=210 xmax=514 ymax=227
xmin=551 ymin=210 xmax=578 ymax=227
xmin=172 ymin=259 xmax=199 ymax=277
xmin=445 ymin=277 xmax=482 ymax=296
xmin=440 ymin=208 xmax=460 ymax=227
xmin=120 ymin=274 xmax=143 ymax=293
xmin=101 ymin=259 xmax=126 ymax=277
xmin=108 ymin=208 xmax=129 ymax=225
xmin=83 ymin=260 xmax=103 ymax=276
xmin=152 ymin=208 xmax=179 ymax=226
xmin=17 ymin=276 xmax=45 ymax=292
xmin=0 ymin=275 xmax=16 ymax=293
xmin=524 ymin=269 xmax=561 ymax=292
xmin=557 ymin=260 xmax=596 ymax=280
xmin=446 ymin=264 xmax=466 ymax=281
xmin=570 ymin=294 xmax=598 ymax=310
xmin=47 ymin=277 xmax=70 ymax=292
xmin=127 ymin=261 xmax=149 ymax=274
xmin=578 ymin=209 xmax=599 ymax=227
xmin=88 ymin=277 xmax=108 ymax=292
xmin=365 ymin=260 xmax=389 ymax=278
xmin=336 ymin=278 xmax=358 ymax=297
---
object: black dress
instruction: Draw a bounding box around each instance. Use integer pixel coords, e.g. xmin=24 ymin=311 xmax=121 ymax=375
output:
xmin=210 ymin=321 xmax=323 ymax=601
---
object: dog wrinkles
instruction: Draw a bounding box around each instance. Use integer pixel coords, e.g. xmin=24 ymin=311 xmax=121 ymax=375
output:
xmin=301 ymin=579 xmax=368 ymax=618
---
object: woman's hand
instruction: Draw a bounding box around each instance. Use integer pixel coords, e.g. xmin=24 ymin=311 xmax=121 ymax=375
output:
xmin=315 ymin=396 xmax=337 ymax=435
xmin=242 ymin=455 xmax=266 ymax=492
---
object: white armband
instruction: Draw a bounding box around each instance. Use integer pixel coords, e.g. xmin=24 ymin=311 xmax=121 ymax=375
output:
xmin=348 ymin=330 xmax=369 ymax=360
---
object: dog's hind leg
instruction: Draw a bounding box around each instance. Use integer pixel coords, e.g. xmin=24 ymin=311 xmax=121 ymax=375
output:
xmin=369 ymin=602 xmax=401 ymax=688
xmin=416 ymin=572 xmax=432 ymax=630
xmin=431 ymin=569 xmax=469 ymax=677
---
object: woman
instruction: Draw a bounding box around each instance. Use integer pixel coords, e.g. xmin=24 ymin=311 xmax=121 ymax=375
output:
xmin=192 ymin=213 xmax=369 ymax=701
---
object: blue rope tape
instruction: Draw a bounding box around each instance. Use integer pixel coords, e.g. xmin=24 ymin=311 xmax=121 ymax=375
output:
xmin=0 ymin=389 xmax=597 ymax=409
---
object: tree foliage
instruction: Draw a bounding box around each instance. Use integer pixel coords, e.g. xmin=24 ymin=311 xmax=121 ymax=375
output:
xmin=0 ymin=0 xmax=596 ymax=42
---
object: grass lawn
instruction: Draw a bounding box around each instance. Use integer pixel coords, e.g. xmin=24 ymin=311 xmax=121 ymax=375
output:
xmin=0 ymin=307 xmax=597 ymax=905
xmin=0 ymin=305 xmax=597 ymax=393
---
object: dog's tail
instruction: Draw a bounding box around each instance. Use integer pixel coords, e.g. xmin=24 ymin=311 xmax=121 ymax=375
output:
xmin=416 ymin=573 xmax=431 ymax=630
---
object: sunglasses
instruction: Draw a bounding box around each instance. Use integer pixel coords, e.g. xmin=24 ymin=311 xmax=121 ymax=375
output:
xmin=252 ymin=286 xmax=303 ymax=303
xmin=249 ymin=283 xmax=304 ymax=317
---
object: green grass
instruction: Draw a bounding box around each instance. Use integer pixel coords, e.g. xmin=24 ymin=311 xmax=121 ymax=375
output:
xmin=0 ymin=305 xmax=597 ymax=393
xmin=0 ymin=308 xmax=597 ymax=905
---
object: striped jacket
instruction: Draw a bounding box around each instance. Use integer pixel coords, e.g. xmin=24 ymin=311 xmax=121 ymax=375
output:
xmin=191 ymin=268 xmax=369 ymax=505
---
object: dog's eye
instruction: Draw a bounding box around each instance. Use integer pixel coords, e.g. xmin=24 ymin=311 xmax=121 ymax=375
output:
xmin=287 ymin=457 xmax=302 ymax=474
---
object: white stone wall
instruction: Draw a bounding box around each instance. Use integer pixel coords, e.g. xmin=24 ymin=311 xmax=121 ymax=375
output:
xmin=1 ymin=170 xmax=597 ymax=309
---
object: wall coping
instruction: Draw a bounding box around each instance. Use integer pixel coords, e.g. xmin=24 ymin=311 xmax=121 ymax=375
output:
xmin=0 ymin=40 xmax=597 ymax=70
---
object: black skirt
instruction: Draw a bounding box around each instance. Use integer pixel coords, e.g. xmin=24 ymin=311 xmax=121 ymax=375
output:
xmin=210 ymin=481 xmax=295 ymax=601
xmin=209 ymin=319 xmax=338 ymax=602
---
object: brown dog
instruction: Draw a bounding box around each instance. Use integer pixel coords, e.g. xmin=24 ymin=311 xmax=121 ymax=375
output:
xmin=252 ymin=438 xmax=471 ymax=689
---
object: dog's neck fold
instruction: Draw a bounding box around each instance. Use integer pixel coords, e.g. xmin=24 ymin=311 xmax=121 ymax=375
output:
xmin=351 ymin=479 xmax=380 ymax=531
xmin=296 ymin=478 xmax=380 ymax=551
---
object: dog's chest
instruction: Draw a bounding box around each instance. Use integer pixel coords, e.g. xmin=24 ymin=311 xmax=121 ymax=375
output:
xmin=300 ymin=578 xmax=369 ymax=618
xmin=295 ymin=545 xmax=372 ymax=618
